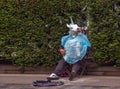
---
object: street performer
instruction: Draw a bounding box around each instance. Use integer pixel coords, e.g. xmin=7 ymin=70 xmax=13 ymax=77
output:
xmin=47 ymin=23 xmax=91 ymax=81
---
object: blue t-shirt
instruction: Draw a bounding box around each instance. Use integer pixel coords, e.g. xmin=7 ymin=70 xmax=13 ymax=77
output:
xmin=61 ymin=33 xmax=91 ymax=64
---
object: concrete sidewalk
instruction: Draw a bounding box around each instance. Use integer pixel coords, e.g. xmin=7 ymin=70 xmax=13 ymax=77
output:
xmin=0 ymin=74 xmax=120 ymax=89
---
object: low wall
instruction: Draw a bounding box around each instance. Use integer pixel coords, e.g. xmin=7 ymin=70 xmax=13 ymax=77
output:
xmin=0 ymin=64 xmax=120 ymax=76
xmin=86 ymin=66 xmax=120 ymax=76
xmin=0 ymin=65 xmax=55 ymax=74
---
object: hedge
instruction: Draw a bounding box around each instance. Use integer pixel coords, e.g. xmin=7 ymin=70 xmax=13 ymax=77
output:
xmin=88 ymin=0 xmax=120 ymax=67
xmin=0 ymin=0 xmax=120 ymax=68
xmin=0 ymin=0 xmax=88 ymax=67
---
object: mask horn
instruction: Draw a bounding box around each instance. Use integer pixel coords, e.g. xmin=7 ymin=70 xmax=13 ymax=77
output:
xmin=70 ymin=17 xmax=74 ymax=24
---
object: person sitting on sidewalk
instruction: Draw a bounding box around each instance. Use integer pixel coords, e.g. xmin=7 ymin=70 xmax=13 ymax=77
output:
xmin=47 ymin=23 xmax=91 ymax=81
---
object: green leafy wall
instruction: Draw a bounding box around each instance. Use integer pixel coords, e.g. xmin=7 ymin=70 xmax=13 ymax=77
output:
xmin=0 ymin=0 xmax=88 ymax=67
xmin=88 ymin=0 xmax=120 ymax=67
xmin=0 ymin=0 xmax=120 ymax=68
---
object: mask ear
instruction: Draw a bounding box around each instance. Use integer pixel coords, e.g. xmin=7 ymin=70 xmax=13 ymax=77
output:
xmin=66 ymin=24 xmax=79 ymax=31
xmin=66 ymin=24 xmax=70 ymax=28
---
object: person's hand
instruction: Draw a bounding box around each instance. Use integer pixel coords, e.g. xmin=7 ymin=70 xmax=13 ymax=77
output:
xmin=59 ymin=49 xmax=66 ymax=55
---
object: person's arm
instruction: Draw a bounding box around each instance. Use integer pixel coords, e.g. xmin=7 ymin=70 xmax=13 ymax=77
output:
xmin=59 ymin=45 xmax=65 ymax=55
xmin=59 ymin=35 xmax=69 ymax=55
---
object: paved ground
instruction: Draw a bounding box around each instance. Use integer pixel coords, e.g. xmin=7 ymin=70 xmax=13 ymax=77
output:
xmin=0 ymin=74 xmax=120 ymax=89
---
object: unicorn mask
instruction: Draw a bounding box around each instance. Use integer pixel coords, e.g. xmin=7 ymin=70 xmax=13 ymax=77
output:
xmin=67 ymin=24 xmax=79 ymax=37
xmin=66 ymin=24 xmax=79 ymax=31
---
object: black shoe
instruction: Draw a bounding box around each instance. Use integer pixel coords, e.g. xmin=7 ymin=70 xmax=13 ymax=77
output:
xmin=69 ymin=72 xmax=76 ymax=81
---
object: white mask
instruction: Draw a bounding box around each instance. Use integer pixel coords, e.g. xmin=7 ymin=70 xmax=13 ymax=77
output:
xmin=68 ymin=30 xmax=77 ymax=37
xmin=66 ymin=24 xmax=78 ymax=31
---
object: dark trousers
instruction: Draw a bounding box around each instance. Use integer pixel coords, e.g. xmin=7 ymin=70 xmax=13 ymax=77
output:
xmin=53 ymin=58 xmax=84 ymax=76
